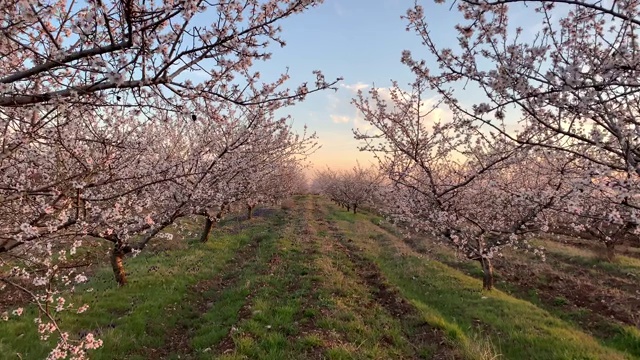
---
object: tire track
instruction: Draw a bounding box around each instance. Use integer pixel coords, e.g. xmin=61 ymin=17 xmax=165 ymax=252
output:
xmin=312 ymin=197 xmax=455 ymax=359
xmin=150 ymin=220 xmax=277 ymax=359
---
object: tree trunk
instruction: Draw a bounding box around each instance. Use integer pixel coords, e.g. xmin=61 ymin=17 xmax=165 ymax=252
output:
xmin=480 ymin=257 xmax=494 ymax=291
xmin=605 ymin=242 xmax=616 ymax=261
xmin=353 ymin=204 xmax=357 ymax=214
xmin=346 ymin=205 xmax=351 ymax=212
xmin=199 ymin=216 xmax=214 ymax=243
xmin=247 ymin=205 xmax=254 ymax=220
xmin=111 ymin=244 xmax=127 ymax=286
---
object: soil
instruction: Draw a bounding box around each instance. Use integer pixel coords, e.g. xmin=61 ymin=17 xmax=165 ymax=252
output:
xmin=315 ymin=198 xmax=456 ymax=359
xmin=392 ymin=230 xmax=640 ymax=337
xmin=492 ymin=254 xmax=640 ymax=329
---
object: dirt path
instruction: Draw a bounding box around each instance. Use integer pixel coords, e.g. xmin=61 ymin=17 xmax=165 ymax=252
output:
xmin=492 ymin=256 xmax=640 ymax=328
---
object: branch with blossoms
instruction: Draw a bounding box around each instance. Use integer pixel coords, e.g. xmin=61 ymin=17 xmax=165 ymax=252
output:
xmin=0 ymin=0 xmax=341 ymax=108
xmin=542 ymin=161 xmax=640 ymax=260
xmin=462 ymin=0 xmax=640 ymax=25
xmin=397 ymin=0 xmax=640 ymax=260
xmin=1 ymin=248 xmax=102 ymax=359
xmin=402 ymin=0 xmax=640 ymax=195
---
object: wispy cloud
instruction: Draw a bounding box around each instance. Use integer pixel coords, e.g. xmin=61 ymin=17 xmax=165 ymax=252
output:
xmin=353 ymin=111 xmax=374 ymax=132
xmin=333 ymin=2 xmax=345 ymax=17
xmin=330 ymin=115 xmax=351 ymax=124
xmin=340 ymin=82 xmax=370 ymax=92
xmin=351 ymin=86 xmax=451 ymax=133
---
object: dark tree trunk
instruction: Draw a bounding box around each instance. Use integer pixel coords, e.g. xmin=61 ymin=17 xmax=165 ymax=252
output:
xmin=480 ymin=258 xmax=494 ymax=290
xmin=199 ymin=216 xmax=214 ymax=243
xmin=605 ymin=242 xmax=616 ymax=261
xmin=346 ymin=205 xmax=351 ymax=212
xmin=111 ymin=244 xmax=128 ymax=286
xmin=247 ymin=205 xmax=254 ymax=220
xmin=353 ymin=204 xmax=357 ymax=214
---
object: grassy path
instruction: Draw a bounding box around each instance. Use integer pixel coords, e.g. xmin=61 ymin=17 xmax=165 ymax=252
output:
xmin=198 ymin=195 xmax=447 ymax=359
xmin=0 ymin=211 xmax=283 ymax=359
xmin=318 ymin=196 xmax=638 ymax=360
xmin=2 ymin=195 xmax=638 ymax=359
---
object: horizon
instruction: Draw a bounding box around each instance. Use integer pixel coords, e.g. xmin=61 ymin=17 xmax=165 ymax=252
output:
xmin=247 ymin=0 xmax=545 ymax=176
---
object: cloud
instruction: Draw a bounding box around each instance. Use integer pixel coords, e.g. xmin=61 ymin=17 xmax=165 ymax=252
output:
xmin=328 ymin=111 xmax=375 ymax=132
xmin=350 ymin=86 xmax=452 ymax=134
xmin=353 ymin=111 xmax=374 ymax=132
xmin=371 ymin=87 xmax=449 ymax=121
xmin=340 ymin=82 xmax=370 ymax=92
xmin=330 ymin=115 xmax=351 ymax=124
xmin=333 ymin=2 xmax=345 ymax=17
xmin=327 ymin=92 xmax=340 ymax=111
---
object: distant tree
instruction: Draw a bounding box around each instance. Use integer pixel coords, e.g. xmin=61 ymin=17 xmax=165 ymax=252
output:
xmin=313 ymin=164 xmax=381 ymax=214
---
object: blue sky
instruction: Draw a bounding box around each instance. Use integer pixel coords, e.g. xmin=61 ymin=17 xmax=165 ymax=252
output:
xmin=249 ymin=0 xmax=542 ymax=175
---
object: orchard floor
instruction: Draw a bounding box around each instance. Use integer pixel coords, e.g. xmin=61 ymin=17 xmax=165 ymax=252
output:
xmin=1 ymin=196 xmax=639 ymax=359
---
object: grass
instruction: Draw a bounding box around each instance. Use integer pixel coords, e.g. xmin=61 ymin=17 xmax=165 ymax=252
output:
xmin=365 ymin=207 xmax=640 ymax=359
xmin=210 ymin=215 xmax=321 ymax=359
xmin=532 ymin=239 xmax=640 ymax=279
xmin=213 ymin=196 xmax=429 ymax=359
xmin=0 ymin=213 xmax=282 ymax=359
xmin=322 ymin=198 xmax=637 ymax=360
xmin=2 ymin=196 xmax=639 ymax=359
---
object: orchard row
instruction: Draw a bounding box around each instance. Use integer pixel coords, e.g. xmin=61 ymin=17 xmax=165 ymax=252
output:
xmin=3 ymin=0 xmax=640 ymax=358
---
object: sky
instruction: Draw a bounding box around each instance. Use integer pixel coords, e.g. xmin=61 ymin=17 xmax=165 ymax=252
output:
xmin=249 ymin=0 xmax=543 ymax=176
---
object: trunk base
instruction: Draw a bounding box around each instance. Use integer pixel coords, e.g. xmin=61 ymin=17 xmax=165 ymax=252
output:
xmin=604 ymin=243 xmax=616 ymax=262
xmin=111 ymin=245 xmax=128 ymax=286
xmin=199 ymin=216 xmax=214 ymax=243
xmin=480 ymin=258 xmax=494 ymax=291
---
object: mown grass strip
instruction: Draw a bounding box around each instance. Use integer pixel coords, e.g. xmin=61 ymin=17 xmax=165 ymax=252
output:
xmin=0 ymin=213 xmax=280 ymax=360
xmin=211 ymin=203 xmax=323 ymax=359
xmin=320 ymin=197 xmax=635 ymax=360
xmin=532 ymin=239 xmax=640 ymax=279
xmin=309 ymin=196 xmax=451 ymax=359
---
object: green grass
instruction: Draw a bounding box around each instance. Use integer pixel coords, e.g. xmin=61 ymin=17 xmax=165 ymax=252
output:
xmin=365 ymin=206 xmax=640 ymax=359
xmin=0 ymin=213 xmax=283 ymax=359
xmin=327 ymin=208 xmax=357 ymax=223
xmin=533 ymin=239 xmax=640 ymax=279
xmin=212 ymin=197 xmax=428 ymax=359
xmin=309 ymin=239 xmax=418 ymax=359
xmin=212 ymin=220 xmax=318 ymax=359
xmin=2 ymin=197 xmax=639 ymax=359
xmin=324 ymin=199 xmax=637 ymax=360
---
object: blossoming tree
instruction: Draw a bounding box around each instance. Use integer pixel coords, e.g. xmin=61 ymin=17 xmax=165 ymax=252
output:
xmin=0 ymin=0 xmax=339 ymax=358
xmin=399 ymin=0 xmax=640 ymax=256
xmin=313 ymin=164 xmax=381 ymax=214
xmin=353 ymin=80 xmax=579 ymax=289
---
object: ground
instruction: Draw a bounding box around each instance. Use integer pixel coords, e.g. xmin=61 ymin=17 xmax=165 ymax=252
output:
xmin=1 ymin=196 xmax=639 ymax=359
